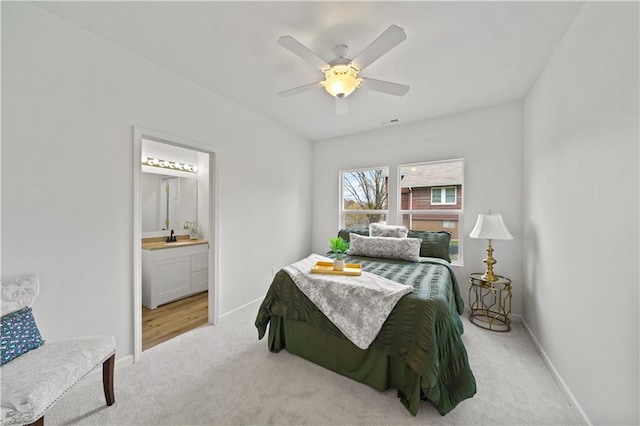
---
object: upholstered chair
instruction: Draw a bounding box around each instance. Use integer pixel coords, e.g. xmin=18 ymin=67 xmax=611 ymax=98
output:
xmin=1 ymin=275 xmax=116 ymax=426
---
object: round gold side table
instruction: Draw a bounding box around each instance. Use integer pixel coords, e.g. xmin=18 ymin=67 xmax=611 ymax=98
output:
xmin=468 ymin=273 xmax=512 ymax=332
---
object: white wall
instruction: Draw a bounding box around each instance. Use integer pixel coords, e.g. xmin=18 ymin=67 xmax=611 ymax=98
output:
xmin=1 ymin=3 xmax=312 ymax=359
xmin=523 ymin=2 xmax=639 ymax=424
xmin=312 ymin=103 xmax=523 ymax=312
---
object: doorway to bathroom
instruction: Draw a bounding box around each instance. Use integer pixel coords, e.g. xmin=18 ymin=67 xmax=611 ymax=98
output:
xmin=133 ymin=128 xmax=218 ymax=361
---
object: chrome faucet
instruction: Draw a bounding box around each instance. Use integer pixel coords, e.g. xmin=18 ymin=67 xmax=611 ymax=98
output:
xmin=166 ymin=229 xmax=177 ymax=242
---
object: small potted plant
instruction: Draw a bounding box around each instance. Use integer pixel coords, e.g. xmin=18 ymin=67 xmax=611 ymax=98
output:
xmin=329 ymin=236 xmax=350 ymax=271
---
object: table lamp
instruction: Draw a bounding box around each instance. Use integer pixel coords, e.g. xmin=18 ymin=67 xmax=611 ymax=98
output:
xmin=470 ymin=211 xmax=513 ymax=282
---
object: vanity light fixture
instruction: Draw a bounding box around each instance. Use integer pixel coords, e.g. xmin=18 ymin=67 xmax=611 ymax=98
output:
xmin=141 ymin=157 xmax=198 ymax=173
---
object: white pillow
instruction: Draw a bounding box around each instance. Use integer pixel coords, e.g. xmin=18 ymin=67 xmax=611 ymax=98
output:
xmin=369 ymin=223 xmax=408 ymax=238
xmin=1 ymin=275 xmax=40 ymax=316
xmin=348 ymin=233 xmax=421 ymax=262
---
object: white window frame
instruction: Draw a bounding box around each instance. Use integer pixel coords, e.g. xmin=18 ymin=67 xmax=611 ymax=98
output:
xmin=397 ymin=159 xmax=464 ymax=266
xmin=338 ymin=160 xmax=464 ymax=266
xmin=431 ymin=186 xmax=457 ymax=205
xmin=339 ymin=166 xmax=389 ymax=229
xmin=442 ymin=220 xmax=457 ymax=229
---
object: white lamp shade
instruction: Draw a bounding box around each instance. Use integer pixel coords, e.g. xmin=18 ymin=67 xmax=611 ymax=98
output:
xmin=470 ymin=213 xmax=513 ymax=240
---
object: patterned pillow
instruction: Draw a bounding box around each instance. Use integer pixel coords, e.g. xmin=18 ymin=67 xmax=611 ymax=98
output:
xmin=1 ymin=274 xmax=40 ymax=316
xmin=369 ymin=223 xmax=408 ymax=238
xmin=348 ymin=233 xmax=421 ymax=262
xmin=1 ymin=306 xmax=45 ymax=365
xmin=407 ymin=230 xmax=452 ymax=262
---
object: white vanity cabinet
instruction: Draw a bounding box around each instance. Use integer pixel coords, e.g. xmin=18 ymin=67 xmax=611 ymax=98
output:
xmin=142 ymin=243 xmax=209 ymax=309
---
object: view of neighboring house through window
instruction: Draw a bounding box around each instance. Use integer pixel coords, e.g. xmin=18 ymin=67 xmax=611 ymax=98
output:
xmin=339 ymin=159 xmax=464 ymax=264
xmin=431 ymin=187 xmax=457 ymax=205
xmin=399 ymin=159 xmax=464 ymax=263
xmin=340 ymin=167 xmax=389 ymax=227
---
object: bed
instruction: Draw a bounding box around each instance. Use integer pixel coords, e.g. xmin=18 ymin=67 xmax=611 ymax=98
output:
xmin=254 ymin=229 xmax=476 ymax=416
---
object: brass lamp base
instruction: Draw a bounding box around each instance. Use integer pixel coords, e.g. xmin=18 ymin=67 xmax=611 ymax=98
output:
xmin=481 ymin=239 xmax=499 ymax=282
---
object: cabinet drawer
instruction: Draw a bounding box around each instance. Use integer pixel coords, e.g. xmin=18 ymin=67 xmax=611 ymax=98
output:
xmin=148 ymin=244 xmax=208 ymax=261
xmin=191 ymin=253 xmax=208 ymax=272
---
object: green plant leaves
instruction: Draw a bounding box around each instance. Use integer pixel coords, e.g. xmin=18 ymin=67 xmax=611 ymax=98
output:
xmin=328 ymin=236 xmax=350 ymax=254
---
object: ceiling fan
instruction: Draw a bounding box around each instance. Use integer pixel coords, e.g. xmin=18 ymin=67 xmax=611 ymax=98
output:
xmin=277 ymin=25 xmax=410 ymax=115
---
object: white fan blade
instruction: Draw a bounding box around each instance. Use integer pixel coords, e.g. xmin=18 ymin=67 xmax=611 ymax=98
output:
xmin=278 ymin=36 xmax=331 ymax=71
xmin=359 ymin=78 xmax=410 ymax=96
xmin=336 ymin=97 xmax=348 ymax=115
xmin=277 ymin=82 xmax=323 ymax=97
xmin=350 ymin=25 xmax=407 ymax=71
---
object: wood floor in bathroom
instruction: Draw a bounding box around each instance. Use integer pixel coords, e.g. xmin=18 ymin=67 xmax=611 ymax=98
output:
xmin=142 ymin=291 xmax=208 ymax=351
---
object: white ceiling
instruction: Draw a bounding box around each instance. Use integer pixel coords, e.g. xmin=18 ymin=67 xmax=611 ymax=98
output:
xmin=36 ymin=1 xmax=583 ymax=141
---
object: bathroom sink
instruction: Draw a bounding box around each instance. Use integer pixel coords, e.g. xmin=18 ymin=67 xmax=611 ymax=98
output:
xmin=163 ymin=241 xmax=195 ymax=246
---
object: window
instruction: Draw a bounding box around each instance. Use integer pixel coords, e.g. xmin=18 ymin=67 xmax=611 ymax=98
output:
xmin=399 ymin=159 xmax=464 ymax=264
xmin=339 ymin=160 xmax=463 ymax=265
xmin=340 ymin=167 xmax=389 ymax=228
xmin=431 ymin=187 xmax=457 ymax=205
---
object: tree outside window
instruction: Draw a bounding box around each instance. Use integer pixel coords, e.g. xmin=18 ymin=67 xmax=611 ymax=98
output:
xmin=341 ymin=168 xmax=388 ymax=227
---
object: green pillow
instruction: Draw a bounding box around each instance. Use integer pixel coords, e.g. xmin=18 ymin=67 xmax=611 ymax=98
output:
xmin=407 ymin=230 xmax=452 ymax=262
xmin=337 ymin=226 xmax=369 ymax=243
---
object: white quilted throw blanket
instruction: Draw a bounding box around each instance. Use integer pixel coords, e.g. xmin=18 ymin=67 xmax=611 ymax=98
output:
xmin=283 ymin=254 xmax=413 ymax=349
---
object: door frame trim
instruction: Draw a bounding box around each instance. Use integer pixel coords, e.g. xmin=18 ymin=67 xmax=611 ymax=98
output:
xmin=132 ymin=126 xmax=219 ymax=362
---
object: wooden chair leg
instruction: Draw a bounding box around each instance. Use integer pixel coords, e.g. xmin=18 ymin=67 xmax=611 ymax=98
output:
xmin=102 ymin=353 xmax=115 ymax=406
xmin=29 ymin=416 xmax=44 ymax=426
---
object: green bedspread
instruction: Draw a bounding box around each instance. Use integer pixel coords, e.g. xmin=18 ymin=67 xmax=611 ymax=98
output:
xmin=255 ymin=254 xmax=476 ymax=416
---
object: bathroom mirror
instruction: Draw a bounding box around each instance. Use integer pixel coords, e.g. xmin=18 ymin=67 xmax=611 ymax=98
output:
xmin=141 ymin=173 xmax=197 ymax=232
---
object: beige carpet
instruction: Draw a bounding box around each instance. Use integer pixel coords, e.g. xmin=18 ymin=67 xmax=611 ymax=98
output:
xmin=46 ymin=301 xmax=586 ymax=425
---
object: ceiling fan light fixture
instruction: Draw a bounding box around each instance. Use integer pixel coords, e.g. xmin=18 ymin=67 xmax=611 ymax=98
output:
xmin=321 ymin=65 xmax=361 ymax=98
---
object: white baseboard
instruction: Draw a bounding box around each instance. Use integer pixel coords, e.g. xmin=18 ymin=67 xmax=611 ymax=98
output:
xmin=116 ymin=354 xmax=134 ymax=369
xmin=219 ymin=297 xmax=263 ymax=320
xmin=520 ymin=319 xmax=592 ymax=426
xmin=462 ymin=306 xmax=590 ymax=424
xmin=83 ymin=353 xmax=134 ymax=384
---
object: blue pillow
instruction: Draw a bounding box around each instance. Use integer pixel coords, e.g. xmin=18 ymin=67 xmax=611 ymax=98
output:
xmin=1 ymin=306 xmax=45 ymax=365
